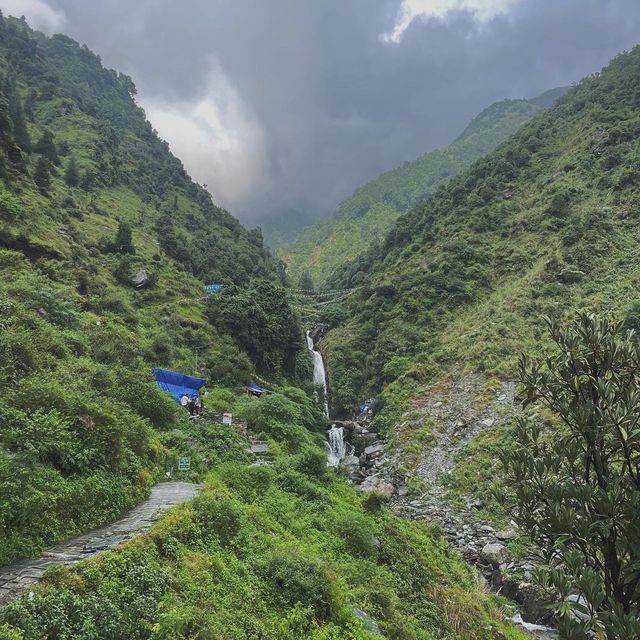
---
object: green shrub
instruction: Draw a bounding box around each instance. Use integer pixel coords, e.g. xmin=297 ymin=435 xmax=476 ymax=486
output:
xmin=0 ymin=191 xmax=21 ymax=220
xmin=257 ymin=550 xmax=338 ymax=621
xmin=332 ymin=510 xmax=376 ymax=558
xmin=194 ymin=491 xmax=243 ymax=547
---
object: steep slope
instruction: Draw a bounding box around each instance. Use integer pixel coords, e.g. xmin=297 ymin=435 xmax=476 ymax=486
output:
xmin=0 ymin=387 xmax=530 ymax=640
xmin=280 ymin=94 xmax=562 ymax=286
xmin=0 ymin=14 xmax=299 ymax=566
xmin=323 ymin=45 xmax=640 ymax=431
xmin=0 ymin=17 xmax=532 ymax=640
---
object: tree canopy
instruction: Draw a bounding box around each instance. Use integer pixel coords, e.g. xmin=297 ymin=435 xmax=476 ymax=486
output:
xmin=506 ymin=314 xmax=640 ymax=639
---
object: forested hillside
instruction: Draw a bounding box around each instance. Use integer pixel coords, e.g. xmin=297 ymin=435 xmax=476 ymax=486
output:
xmin=0 ymin=13 xmax=301 ymax=566
xmin=323 ymin=45 xmax=640 ymax=432
xmin=0 ymin=15 xmax=532 ymax=640
xmin=280 ymin=94 xmax=560 ymax=286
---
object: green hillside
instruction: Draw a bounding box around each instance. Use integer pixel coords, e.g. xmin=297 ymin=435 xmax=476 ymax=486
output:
xmin=0 ymin=15 xmax=528 ymax=640
xmin=280 ymin=95 xmax=558 ymax=286
xmin=0 ymin=13 xmax=300 ymax=566
xmin=322 ymin=44 xmax=640 ymax=456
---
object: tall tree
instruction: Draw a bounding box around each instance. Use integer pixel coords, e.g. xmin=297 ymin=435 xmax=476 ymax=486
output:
xmin=64 ymin=155 xmax=80 ymax=187
xmin=34 ymin=129 xmax=59 ymax=165
xmin=3 ymin=74 xmax=30 ymax=152
xmin=506 ymin=313 xmax=640 ymax=640
xmin=113 ymin=220 xmax=134 ymax=254
xmin=298 ymin=271 xmax=314 ymax=292
xmin=33 ymin=156 xmax=51 ymax=194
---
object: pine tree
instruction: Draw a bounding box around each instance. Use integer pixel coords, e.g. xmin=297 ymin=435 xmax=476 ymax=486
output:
xmin=64 ymin=155 xmax=80 ymax=187
xmin=4 ymin=75 xmax=30 ymax=152
xmin=10 ymin=98 xmax=30 ymax=152
xmin=114 ymin=220 xmax=134 ymax=254
xmin=33 ymin=156 xmax=51 ymax=194
xmin=34 ymin=129 xmax=59 ymax=165
xmin=0 ymin=97 xmax=12 ymax=147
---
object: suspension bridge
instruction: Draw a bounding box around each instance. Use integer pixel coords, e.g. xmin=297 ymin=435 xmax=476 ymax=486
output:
xmin=287 ymin=286 xmax=356 ymax=321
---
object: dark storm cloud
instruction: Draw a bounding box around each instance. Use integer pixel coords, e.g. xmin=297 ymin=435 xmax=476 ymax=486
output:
xmin=7 ymin=0 xmax=640 ymax=224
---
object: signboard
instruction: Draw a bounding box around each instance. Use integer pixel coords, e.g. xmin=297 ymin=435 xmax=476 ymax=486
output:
xmin=222 ymin=413 xmax=232 ymax=426
xmin=203 ymin=284 xmax=224 ymax=294
xmin=178 ymin=456 xmax=191 ymax=471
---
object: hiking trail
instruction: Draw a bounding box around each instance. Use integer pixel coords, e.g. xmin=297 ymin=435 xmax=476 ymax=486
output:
xmin=0 ymin=481 xmax=201 ymax=602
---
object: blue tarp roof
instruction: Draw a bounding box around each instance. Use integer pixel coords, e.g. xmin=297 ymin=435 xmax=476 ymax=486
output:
xmin=246 ymin=383 xmax=272 ymax=395
xmin=153 ymin=368 xmax=207 ymax=403
xmin=203 ymin=284 xmax=224 ymax=294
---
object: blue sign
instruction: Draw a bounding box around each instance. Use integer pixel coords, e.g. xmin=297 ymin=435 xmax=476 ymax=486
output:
xmin=178 ymin=456 xmax=191 ymax=471
xmin=203 ymin=284 xmax=224 ymax=294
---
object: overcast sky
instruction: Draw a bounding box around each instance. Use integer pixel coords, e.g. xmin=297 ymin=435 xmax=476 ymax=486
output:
xmin=3 ymin=0 xmax=640 ymax=226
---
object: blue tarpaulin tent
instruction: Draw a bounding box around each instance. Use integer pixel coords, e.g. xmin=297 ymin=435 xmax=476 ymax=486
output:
xmin=203 ymin=284 xmax=224 ymax=294
xmin=246 ymin=383 xmax=272 ymax=396
xmin=153 ymin=368 xmax=207 ymax=403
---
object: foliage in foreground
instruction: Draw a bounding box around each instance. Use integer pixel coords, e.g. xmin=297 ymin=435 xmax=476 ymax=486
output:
xmin=506 ymin=314 xmax=640 ymax=639
xmin=0 ymin=390 xmax=527 ymax=640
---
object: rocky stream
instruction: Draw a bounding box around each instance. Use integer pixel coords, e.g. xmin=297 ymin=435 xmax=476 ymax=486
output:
xmin=306 ymin=328 xmax=558 ymax=639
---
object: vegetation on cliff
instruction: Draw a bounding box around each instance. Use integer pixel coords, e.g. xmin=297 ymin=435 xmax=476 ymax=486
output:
xmin=280 ymin=94 xmax=560 ymax=287
xmin=0 ymin=13 xmax=296 ymax=565
xmin=323 ymin=46 xmax=640 ymax=422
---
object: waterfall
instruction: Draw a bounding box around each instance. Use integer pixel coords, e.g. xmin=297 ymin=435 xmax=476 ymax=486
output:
xmin=326 ymin=424 xmax=348 ymax=467
xmin=307 ymin=330 xmax=353 ymax=466
xmin=306 ymin=330 xmax=329 ymax=417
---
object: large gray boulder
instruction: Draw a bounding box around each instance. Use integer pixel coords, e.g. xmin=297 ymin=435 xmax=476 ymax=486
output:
xmin=340 ymin=455 xmax=360 ymax=472
xmin=353 ymin=608 xmax=384 ymax=636
xmin=358 ymin=475 xmax=396 ymax=497
xmin=480 ymin=542 xmax=508 ymax=566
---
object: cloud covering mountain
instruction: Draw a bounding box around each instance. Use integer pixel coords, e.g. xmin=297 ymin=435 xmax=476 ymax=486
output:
xmin=3 ymin=0 xmax=640 ymax=225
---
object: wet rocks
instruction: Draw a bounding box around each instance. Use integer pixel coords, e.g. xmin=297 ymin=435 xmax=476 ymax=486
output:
xmin=340 ymin=455 xmax=360 ymax=472
xmin=364 ymin=443 xmax=385 ymax=457
xmin=308 ymin=323 xmax=329 ymax=343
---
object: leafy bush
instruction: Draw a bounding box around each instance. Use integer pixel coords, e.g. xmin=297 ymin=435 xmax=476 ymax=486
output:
xmin=257 ymin=550 xmax=338 ymax=621
xmin=0 ymin=190 xmax=21 ymax=220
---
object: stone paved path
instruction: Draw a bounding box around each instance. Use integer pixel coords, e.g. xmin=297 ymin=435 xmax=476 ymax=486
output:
xmin=0 ymin=481 xmax=201 ymax=602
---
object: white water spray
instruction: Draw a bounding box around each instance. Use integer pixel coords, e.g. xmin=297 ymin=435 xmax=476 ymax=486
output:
xmin=511 ymin=613 xmax=557 ymax=639
xmin=306 ymin=330 xmax=329 ymax=417
xmin=326 ymin=425 xmax=349 ymax=467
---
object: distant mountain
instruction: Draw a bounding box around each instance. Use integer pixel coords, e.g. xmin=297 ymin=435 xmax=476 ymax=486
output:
xmin=280 ymin=90 xmax=567 ymax=286
xmin=322 ymin=47 xmax=640 ymax=422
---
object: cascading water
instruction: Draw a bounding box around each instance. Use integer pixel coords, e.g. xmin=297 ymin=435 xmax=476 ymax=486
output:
xmin=326 ymin=424 xmax=348 ymax=467
xmin=306 ymin=330 xmax=329 ymax=417
xmin=306 ymin=330 xmax=352 ymax=466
